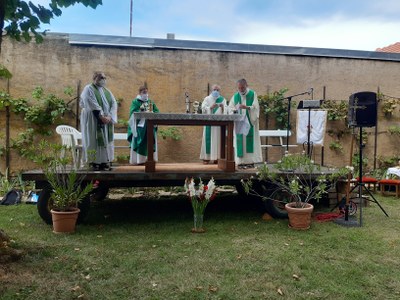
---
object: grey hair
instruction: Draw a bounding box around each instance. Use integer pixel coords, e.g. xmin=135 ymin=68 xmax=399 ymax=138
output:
xmin=92 ymin=71 xmax=104 ymax=81
xmin=237 ymin=78 xmax=247 ymax=85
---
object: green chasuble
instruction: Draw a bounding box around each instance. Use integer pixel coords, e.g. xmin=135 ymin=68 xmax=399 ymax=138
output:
xmin=127 ymin=99 xmax=159 ymax=156
xmin=205 ymin=96 xmax=224 ymax=154
xmin=91 ymin=84 xmax=114 ymax=147
xmin=233 ymin=90 xmax=255 ymax=157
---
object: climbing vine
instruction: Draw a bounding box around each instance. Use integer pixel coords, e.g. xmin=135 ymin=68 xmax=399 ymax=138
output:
xmin=0 ymin=86 xmax=74 ymax=161
xmin=258 ymin=88 xmax=291 ymax=129
xmin=378 ymin=93 xmax=400 ymax=118
xmin=321 ymin=99 xmax=348 ymax=121
xmin=158 ymin=126 xmax=183 ymax=141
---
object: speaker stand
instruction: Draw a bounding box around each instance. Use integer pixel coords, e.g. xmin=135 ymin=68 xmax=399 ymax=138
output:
xmin=285 ymin=96 xmax=292 ymax=153
xmin=335 ymin=127 xmax=388 ymax=227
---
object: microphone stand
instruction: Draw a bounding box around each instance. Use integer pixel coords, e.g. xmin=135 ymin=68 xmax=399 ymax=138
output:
xmin=282 ymin=90 xmax=311 ymax=152
xmin=185 ymin=92 xmax=192 ymax=113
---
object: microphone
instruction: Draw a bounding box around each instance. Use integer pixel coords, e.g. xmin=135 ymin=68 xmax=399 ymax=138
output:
xmin=308 ymin=88 xmax=314 ymax=95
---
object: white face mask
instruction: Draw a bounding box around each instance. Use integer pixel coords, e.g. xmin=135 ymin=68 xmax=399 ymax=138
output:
xmin=98 ymin=79 xmax=106 ymax=87
xmin=211 ymin=90 xmax=220 ymax=98
xmin=141 ymin=93 xmax=148 ymax=101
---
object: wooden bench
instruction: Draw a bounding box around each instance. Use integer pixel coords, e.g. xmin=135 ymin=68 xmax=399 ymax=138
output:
xmin=75 ymin=132 xmax=129 ymax=149
xmin=355 ymin=176 xmax=379 ymax=192
xmin=378 ymin=179 xmax=400 ymax=197
xmin=113 ymin=133 xmax=129 ymax=148
xmin=259 ymin=130 xmax=298 ymax=149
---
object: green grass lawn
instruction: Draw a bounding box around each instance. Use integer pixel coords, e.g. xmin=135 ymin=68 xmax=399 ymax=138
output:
xmin=1 ymin=192 xmax=400 ymax=300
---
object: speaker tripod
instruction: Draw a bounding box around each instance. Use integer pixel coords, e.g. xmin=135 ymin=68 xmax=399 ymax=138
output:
xmin=336 ymin=127 xmax=388 ymax=227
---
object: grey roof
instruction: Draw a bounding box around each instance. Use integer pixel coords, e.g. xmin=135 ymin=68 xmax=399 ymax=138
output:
xmin=61 ymin=33 xmax=400 ymax=62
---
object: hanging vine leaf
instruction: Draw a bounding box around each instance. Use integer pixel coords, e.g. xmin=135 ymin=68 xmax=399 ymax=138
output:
xmin=0 ymin=0 xmax=103 ymax=53
xmin=0 ymin=64 xmax=12 ymax=79
xmin=258 ymin=88 xmax=291 ymax=129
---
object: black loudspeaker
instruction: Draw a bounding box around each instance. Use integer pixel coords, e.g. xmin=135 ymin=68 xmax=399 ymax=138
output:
xmin=348 ymin=91 xmax=377 ymax=127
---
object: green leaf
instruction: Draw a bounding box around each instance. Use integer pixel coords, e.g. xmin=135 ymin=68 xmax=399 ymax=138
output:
xmin=0 ymin=65 xmax=13 ymax=79
xmin=3 ymin=0 xmax=103 ymax=46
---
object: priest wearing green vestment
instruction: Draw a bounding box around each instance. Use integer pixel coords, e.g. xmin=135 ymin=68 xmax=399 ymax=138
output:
xmin=80 ymin=72 xmax=118 ymax=171
xmin=200 ymin=84 xmax=227 ymax=164
xmin=228 ymin=78 xmax=262 ymax=167
xmin=128 ymin=86 xmax=160 ymax=165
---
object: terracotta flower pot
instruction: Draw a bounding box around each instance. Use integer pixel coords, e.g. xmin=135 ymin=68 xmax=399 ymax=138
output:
xmin=51 ymin=208 xmax=80 ymax=233
xmin=285 ymin=202 xmax=314 ymax=230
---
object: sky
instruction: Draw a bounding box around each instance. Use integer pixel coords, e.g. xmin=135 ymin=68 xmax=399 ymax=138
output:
xmin=29 ymin=0 xmax=400 ymax=51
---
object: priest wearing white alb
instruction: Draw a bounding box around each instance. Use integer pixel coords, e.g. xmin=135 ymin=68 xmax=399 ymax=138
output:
xmin=80 ymin=72 xmax=118 ymax=171
xmin=229 ymin=78 xmax=262 ymax=168
xmin=199 ymin=84 xmax=227 ymax=164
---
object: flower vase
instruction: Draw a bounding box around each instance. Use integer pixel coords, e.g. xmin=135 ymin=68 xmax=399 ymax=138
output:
xmin=192 ymin=213 xmax=205 ymax=233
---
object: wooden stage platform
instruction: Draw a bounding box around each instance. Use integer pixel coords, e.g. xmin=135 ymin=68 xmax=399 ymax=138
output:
xmin=22 ymin=163 xmax=257 ymax=188
xmin=22 ymin=162 xmax=347 ymax=223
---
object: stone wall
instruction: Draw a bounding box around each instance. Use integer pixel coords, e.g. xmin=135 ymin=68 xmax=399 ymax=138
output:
xmin=1 ymin=34 xmax=400 ymax=172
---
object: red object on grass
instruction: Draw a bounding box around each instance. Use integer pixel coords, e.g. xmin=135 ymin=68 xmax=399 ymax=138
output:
xmin=314 ymin=212 xmax=343 ymax=222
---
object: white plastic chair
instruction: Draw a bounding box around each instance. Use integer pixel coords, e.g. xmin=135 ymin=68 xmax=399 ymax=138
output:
xmin=55 ymin=125 xmax=82 ymax=169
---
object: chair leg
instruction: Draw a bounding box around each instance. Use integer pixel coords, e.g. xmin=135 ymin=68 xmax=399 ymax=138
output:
xmin=71 ymin=149 xmax=77 ymax=170
xmin=76 ymin=149 xmax=82 ymax=169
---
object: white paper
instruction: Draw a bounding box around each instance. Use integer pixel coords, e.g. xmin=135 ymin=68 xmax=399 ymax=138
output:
xmin=128 ymin=114 xmax=137 ymax=137
xmin=235 ymin=114 xmax=250 ymax=135
xmin=138 ymin=118 xmax=145 ymax=127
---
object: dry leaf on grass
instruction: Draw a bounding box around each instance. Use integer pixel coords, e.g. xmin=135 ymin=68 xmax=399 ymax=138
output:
xmin=262 ymin=213 xmax=273 ymax=221
xmin=195 ymin=286 xmax=203 ymax=291
xmin=209 ymin=286 xmax=218 ymax=293
xmin=277 ymin=288 xmax=284 ymax=295
xmin=293 ymin=274 xmax=300 ymax=280
xmin=71 ymin=285 xmax=81 ymax=292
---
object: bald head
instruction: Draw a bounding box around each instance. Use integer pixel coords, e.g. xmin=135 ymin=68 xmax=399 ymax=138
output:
xmin=211 ymin=84 xmax=221 ymax=91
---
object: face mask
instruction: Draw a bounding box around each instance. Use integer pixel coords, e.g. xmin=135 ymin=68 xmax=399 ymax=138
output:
xmin=141 ymin=93 xmax=148 ymax=101
xmin=211 ymin=90 xmax=220 ymax=98
xmin=98 ymin=79 xmax=106 ymax=87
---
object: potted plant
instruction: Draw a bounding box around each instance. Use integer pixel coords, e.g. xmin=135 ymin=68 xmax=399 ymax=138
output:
xmin=34 ymin=141 xmax=93 ymax=233
xmin=243 ymin=152 xmax=348 ymax=229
